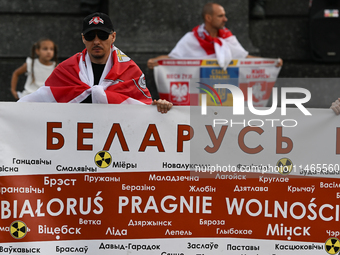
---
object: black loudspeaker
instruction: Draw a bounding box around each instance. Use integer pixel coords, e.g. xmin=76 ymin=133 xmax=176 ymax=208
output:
xmin=310 ymin=0 xmax=340 ymax=62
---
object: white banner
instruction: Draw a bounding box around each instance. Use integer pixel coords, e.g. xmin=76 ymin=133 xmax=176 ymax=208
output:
xmin=1 ymin=102 xmax=340 ymax=255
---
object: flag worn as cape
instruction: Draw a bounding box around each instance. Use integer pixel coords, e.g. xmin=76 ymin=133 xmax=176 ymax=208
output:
xmin=19 ymin=46 xmax=152 ymax=105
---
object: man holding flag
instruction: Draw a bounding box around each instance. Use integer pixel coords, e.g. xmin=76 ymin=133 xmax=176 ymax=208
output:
xmin=147 ymin=2 xmax=283 ymax=70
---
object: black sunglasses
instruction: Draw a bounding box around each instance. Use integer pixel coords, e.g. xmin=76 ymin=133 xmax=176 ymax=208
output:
xmin=84 ymin=30 xmax=111 ymax=41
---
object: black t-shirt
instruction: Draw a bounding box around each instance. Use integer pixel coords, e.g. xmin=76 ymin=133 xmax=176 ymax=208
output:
xmin=81 ymin=62 xmax=106 ymax=103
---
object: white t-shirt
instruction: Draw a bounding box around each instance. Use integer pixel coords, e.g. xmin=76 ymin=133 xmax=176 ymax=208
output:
xmin=18 ymin=57 xmax=55 ymax=98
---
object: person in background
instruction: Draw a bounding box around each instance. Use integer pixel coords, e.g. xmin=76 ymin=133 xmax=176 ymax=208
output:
xmin=147 ymin=2 xmax=282 ymax=70
xmin=11 ymin=38 xmax=57 ymax=100
xmin=19 ymin=12 xmax=172 ymax=113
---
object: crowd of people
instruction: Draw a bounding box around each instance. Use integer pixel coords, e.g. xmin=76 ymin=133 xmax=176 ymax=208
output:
xmin=9 ymin=2 xmax=339 ymax=114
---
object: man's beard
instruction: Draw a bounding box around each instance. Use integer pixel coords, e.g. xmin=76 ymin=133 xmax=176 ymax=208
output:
xmin=91 ymin=53 xmax=105 ymax=59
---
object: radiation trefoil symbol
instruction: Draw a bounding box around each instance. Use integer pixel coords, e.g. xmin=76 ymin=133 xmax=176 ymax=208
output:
xmin=325 ymin=237 xmax=340 ymax=255
xmin=94 ymin=151 xmax=112 ymax=168
xmin=276 ymin=158 xmax=293 ymax=175
xmin=10 ymin=221 xmax=27 ymax=239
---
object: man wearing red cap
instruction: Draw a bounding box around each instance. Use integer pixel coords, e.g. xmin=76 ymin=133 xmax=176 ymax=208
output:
xmin=19 ymin=12 xmax=172 ymax=113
